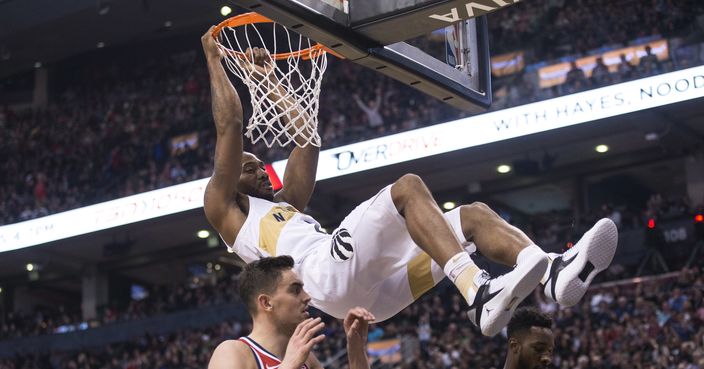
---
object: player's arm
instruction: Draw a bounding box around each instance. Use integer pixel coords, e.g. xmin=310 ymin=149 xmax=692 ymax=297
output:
xmin=273 ymin=103 xmax=319 ymax=211
xmin=344 ymin=307 xmax=375 ymax=369
xmin=276 ymin=139 xmax=319 ymax=211
xmin=305 ymin=353 xmax=324 ymax=369
xmin=208 ymin=340 xmax=257 ymax=369
xmin=201 ymin=27 xmax=246 ymax=243
xmin=247 ymin=48 xmax=320 ymax=211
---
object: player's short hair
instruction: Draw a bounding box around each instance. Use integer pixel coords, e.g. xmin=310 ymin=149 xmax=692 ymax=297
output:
xmin=239 ymin=256 xmax=295 ymax=314
xmin=507 ymin=307 xmax=553 ymax=338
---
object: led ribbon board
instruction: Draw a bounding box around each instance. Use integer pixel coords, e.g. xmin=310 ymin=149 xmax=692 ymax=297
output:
xmin=0 ymin=179 xmax=209 ymax=253
xmin=272 ymin=65 xmax=704 ymax=179
xmin=1 ymin=66 xmax=703 ymax=252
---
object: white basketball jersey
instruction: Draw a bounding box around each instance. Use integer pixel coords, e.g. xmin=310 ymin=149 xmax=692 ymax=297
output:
xmin=224 ymin=196 xmax=331 ymax=264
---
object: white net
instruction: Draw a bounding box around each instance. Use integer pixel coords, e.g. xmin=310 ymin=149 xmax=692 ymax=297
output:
xmin=215 ymin=16 xmax=329 ymax=148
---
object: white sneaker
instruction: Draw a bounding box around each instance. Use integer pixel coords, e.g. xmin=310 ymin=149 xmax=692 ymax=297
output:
xmin=544 ymin=218 xmax=618 ymax=307
xmin=466 ymin=253 xmax=548 ymax=336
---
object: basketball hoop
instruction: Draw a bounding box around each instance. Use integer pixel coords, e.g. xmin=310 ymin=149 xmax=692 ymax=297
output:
xmin=212 ymin=13 xmax=342 ymax=148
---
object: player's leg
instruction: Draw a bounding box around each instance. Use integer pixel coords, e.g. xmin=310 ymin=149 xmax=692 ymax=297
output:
xmin=449 ymin=203 xmax=618 ymax=307
xmin=451 ymin=202 xmax=539 ymax=267
xmin=390 ymin=174 xmax=468 ymax=268
xmin=390 ymin=174 xmax=547 ymax=336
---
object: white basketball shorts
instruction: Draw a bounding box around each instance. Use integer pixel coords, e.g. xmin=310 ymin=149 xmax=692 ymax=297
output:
xmin=297 ymin=185 xmax=475 ymax=321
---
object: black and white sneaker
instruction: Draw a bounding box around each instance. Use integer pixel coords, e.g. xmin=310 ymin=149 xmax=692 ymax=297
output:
xmin=544 ymin=218 xmax=618 ymax=307
xmin=467 ymin=252 xmax=547 ymax=336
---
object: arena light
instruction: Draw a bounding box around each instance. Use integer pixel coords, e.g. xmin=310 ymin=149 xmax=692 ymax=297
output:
xmin=220 ymin=5 xmax=232 ymax=16
xmin=647 ymin=218 xmax=656 ymax=229
xmin=696 ymin=213 xmax=704 ymax=241
xmin=34 ymin=62 xmax=41 ymax=69
xmin=0 ymin=46 xmax=10 ymax=61
xmin=595 ymin=144 xmax=609 ymax=153
xmin=644 ymin=132 xmax=659 ymax=141
xmin=97 ymin=0 xmax=111 ymax=15
xmin=497 ymin=164 xmax=511 ymax=174
xmin=26 ymin=263 xmax=34 ymax=272
xmin=214 ymin=264 xmax=222 ymax=271
xmin=0 ymin=287 xmax=3 ymax=293
xmin=442 ymin=201 xmax=457 ymax=210
xmin=97 ymin=42 xmax=105 ymax=49
xmin=197 ymin=230 xmax=210 ymax=239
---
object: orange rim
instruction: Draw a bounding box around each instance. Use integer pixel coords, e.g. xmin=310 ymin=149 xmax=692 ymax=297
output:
xmin=212 ymin=12 xmax=343 ymax=60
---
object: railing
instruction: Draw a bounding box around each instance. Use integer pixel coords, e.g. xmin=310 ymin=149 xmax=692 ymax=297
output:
xmin=0 ymin=303 xmax=248 ymax=358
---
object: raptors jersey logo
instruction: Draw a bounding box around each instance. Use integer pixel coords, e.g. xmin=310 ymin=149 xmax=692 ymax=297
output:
xmin=239 ymin=336 xmax=309 ymax=369
xmin=330 ymin=228 xmax=354 ymax=262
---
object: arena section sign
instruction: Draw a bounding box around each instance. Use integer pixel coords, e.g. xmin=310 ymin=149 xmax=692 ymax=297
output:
xmin=1 ymin=65 xmax=703 ymax=252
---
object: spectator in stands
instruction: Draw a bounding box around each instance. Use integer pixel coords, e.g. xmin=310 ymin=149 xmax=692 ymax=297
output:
xmin=617 ymin=53 xmax=637 ymax=81
xmin=353 ymin=88 xmax=384 ymax=129
xmin=2 ymin=264 xmax=704 ymax=368
xmin=640 ymin=45 xmax=662 ymax=76
xmin=590 ymin=57 xmax=612 ymax=87
xmin=565 ymin=61 xmax=588 ymax=93
xmin=417 ymin=314 xmax=432 ymax=359
xmin=602 ymin=204 xmax=622 ymax=229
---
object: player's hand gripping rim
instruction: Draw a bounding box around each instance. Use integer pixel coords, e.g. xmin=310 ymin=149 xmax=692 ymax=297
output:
xmin=201 ymin=26 xmax=224 ymax=61
xmin=237 ymin=47 xmax=276 ymax=85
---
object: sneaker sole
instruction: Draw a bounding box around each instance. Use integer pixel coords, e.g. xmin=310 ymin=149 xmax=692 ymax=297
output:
xmin=555 ymin=218 xmax=618 ymax=307
xmin=471 ymin=253 xmax=548 ymax=336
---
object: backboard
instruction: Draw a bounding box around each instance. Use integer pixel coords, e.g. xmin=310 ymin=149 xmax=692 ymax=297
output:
xmin=227 ymin=0 xmax=519 ymax=112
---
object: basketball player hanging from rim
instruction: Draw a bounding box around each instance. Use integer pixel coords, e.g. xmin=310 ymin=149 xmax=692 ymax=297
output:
xmin=201 ymin=26 xmax=618 ymax=337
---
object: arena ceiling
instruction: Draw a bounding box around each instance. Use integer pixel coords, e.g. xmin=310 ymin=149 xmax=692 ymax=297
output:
xmin=0 ymin=0 xmax=226 ymax=78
